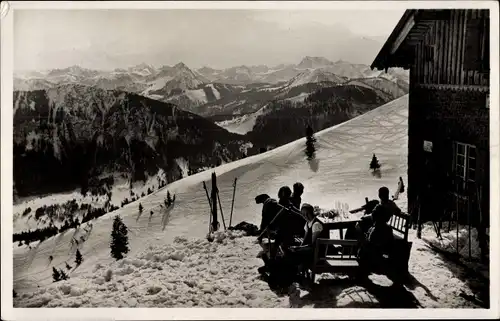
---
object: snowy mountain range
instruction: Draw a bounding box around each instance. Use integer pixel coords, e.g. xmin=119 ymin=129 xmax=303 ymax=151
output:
xmin=14 ymin=57 xmax=408 ymax=117
xmin=13 ymin=57 xmax=408 ymax=197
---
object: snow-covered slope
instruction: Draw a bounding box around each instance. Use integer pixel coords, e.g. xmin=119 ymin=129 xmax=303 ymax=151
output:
xmin=215 ymin=104 xmax=271 ymax=135
xmin=286 ymin=69 xmax=347 ymax=88
xmin=12 ymin=94 xmax=489 ymax=310
xmin=13 ymin=95 xmax=408 ymax=294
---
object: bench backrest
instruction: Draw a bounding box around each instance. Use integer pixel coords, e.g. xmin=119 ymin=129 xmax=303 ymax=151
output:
xmin=388 ymin=211 xmax=411 ymax=241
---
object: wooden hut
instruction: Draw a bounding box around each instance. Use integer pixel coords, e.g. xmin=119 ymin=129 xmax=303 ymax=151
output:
xmin=371 ymin=9 xmax=490 ymax=260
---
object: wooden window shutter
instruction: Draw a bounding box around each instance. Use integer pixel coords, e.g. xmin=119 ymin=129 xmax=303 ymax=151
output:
xmin=464 ymin=18 xmax=482 ymax=71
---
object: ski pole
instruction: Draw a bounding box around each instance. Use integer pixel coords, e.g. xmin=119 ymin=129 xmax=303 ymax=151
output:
xmin=229 ymin=178 xmax=237 ymax=228
xmin=216 ymin=189 xmax=227 ymax=230
xmin=203 ymin=181 xmax=214 ymax=233
xmin=257 ymin=207 xmax=285 ymax=240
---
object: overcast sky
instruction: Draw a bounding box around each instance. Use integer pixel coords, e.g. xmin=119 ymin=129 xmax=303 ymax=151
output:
xmin=14 ymin=9 xmax=404 ymax=71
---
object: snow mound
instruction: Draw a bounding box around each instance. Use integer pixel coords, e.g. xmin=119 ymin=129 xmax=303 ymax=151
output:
xmin=421 ymin=223 xmax=483 ymax=260
xmin=14 ymin=232 xmax=289 ymax=308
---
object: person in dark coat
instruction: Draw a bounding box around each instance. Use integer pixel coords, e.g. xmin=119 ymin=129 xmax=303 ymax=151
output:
xmin=255 ymin=194 xmax=281 ymax=233
xmin=358 ymin=203 xmax=395 ymax=274
xmin=356 ymin=187 xmax=401 ymax=238
xmin=277 ymin=186 xmax=293 ymax=208
xmin=377 ymin=186 xmax=401 ymax=223
xmin=256 ymin=192 xmax=298 ymax=276
xmin=290 ymin=182 xmax=304 ymax=210
xmin=275 ymin=186 xmax=307 ymax=246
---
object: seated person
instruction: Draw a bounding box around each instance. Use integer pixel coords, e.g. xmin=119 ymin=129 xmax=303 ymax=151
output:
xmin=279 ymin=206 xmax=307 ymax=248
xmin=358 ymin=204 xmax=395 ymax=271
xmin=255 ymin=194 xmax=280 ymax=234
xmin=262 ymin=186 xmax=303 ymax=246
xmin=286 ymin=203 xmax=330 ymax=275
xmin=355 ymin=186 xmax=401 ymax=239
xmin=377 ymin=186 xmax=402 ymax=223
xmin=367 ymin=205 xmax=395 ymax=255
xmin=290 ymin=182 xmax=304 ymax=210
xmin=278 ymin=186 xmax=295 ymax=209
xmin=257 ymin=194 xmax=305 ymax=275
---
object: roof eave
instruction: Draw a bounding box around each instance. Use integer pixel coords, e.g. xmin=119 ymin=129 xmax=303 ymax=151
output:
xmin=370 ymin=9 xmax=418 ymax=71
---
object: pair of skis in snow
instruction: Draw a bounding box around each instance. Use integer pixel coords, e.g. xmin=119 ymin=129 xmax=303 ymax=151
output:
xmin=202 ymin=176 xmax=237 ymax=235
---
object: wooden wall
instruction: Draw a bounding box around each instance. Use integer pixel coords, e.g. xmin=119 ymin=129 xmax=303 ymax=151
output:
xmin=410 ymin=9 xmax=490 ymax=87
xmin=407 ymin=87 xmax=489 ymax=224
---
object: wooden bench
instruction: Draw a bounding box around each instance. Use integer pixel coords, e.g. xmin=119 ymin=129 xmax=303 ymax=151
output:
xmin=310 ymin=211 xmax=413 ymax=284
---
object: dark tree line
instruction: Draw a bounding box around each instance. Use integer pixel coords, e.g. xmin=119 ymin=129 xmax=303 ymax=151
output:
xmin=34 ymin=199 xmax=79 ymax=221
xmin=14 ymin=225 xmax=59 ymax=245
xmin=13 ymin=89 xmax=246 ymax=198
xmin=13 ymin=202 xmax=119 ymax=244
xmin=14 ymin=175 xmax=172 ymax=245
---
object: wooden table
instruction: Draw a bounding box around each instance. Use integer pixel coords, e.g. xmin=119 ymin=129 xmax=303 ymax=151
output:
xmin=318 ymin=217 xmax=362 ymax=240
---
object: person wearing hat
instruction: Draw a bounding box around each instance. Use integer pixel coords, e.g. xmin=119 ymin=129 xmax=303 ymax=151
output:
xmin=255 ymin=194 xmax=280 ymax=234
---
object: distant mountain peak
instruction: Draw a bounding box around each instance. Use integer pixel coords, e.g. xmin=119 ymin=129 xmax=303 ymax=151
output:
xmin=298 ymin=56 xmax=334 ymax=69
xmin=133 ymin=62 xmax=152 ymax=69
xmin=68 ymin=65 xmax=83 ymax=71
xmin=174 ymin=62 xmax=189 ymax=70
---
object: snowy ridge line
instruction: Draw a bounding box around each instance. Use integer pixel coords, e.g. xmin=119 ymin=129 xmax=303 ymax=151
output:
xmin=167 ymin=95 xmax=407 ymax=193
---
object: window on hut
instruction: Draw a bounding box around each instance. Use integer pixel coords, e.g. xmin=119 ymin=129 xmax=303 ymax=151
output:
xmin=454 ymin=141 xmax=476 ymax=194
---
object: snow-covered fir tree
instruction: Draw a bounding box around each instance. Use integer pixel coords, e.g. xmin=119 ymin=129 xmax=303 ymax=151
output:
xmin=110 ymin=215 xmax=129 ymax=260
xmin=370 ymin=153 xmax=381 ymax=171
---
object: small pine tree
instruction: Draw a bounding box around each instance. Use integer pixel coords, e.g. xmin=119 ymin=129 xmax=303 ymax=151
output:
xmin=110 ymin=215 xmax=129 ymax=260
xmin=305 ymin=125 xmax=317 ymax=160
xmin=138 ymin=203 xmax=143 ymax=214
xmin=59 ymin=269 xmax=69 ymax=281
xmin=75 ymin=249 xmax=83 ymax=266
xmin=167 ymin=191 xmax=172 ymax=205
xmin=65 ymin=262 xmax=72 ymax=270
xmin=370 ymin=154 xmax=381 ymax=171
xmin=52 ymin=267 xmax=61 ymax=282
